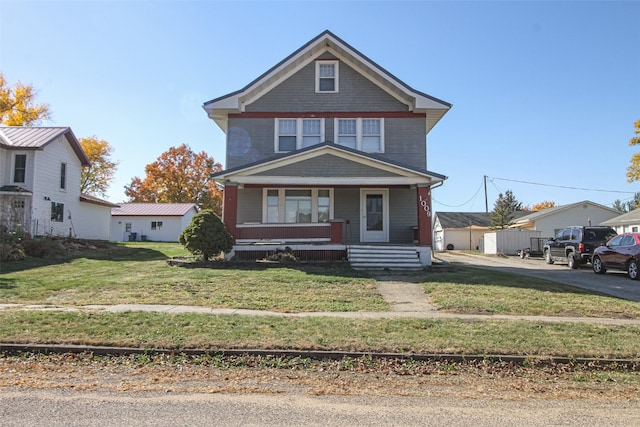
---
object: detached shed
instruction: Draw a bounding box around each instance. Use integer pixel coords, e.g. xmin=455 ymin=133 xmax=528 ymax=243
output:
xmin=484 ymin=229 xmax=543 ymax=255
xmin=110 ymin=203 xmax=198 ymax=242
xmin=433 ymin=212 xmax=492 ymax=251
xmin=433 ymin=211 xmax=530 ymax=251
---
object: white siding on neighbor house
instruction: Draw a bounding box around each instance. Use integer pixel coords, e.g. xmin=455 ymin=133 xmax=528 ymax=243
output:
xmin=612 ymin=223 xmax=640 ymax=234
xmin=30 ymin=135 xmax=84 ymax=237
xmin=528 ymin=204 xmax=619 ymax=239
xmin=484 ymin=229 xmax=543 ymax=255
xmin=434 ymin=229 xmax=486 ymax=251
xmin=110 ymin=213 xmax=196 ymax=242
xmin=74 ymin=202 xmax=112 ymax=240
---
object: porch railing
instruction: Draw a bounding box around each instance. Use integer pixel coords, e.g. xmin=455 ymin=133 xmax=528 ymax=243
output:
xmin=234 ymin=221 xmax=343 ymax=244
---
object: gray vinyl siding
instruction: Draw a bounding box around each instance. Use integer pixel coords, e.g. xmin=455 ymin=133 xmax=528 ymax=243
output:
xmin=236 ymin=187 xmax=262 ymax=223
xmin=234 ymin=186 xmax=415 ymax=245
xmin=334 ymin=188 xmax=361 ymax=244
xmin=226 ymin=118 xmax=275 ymax=169
xmin=388 ymin=188 xmax=417 ymax=243
xmin=383 ymin=118 xmax=426 ymax=169
xmin=224 ymin=59 xmax=428 ymax=170
xmin=247 ymin=60 xmax=408 ymax=113
xmin=255 ymin=154 xmax=402 ymax=177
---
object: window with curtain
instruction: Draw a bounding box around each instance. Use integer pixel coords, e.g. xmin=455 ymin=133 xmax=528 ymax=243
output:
xmin=337 ymin=119 xmax=357 ymax=149
xmin=336 ymin=118 xmax=383 ymax=152
xmin=316 ymin=61 xmax=338 ymax=92
xmin=278 ymin=119 xmax=297 ymax=152
xmin=264 ymin=188 xmax=333 ymax=224
xmin=276 ymin=118 xmax=323 ymax=152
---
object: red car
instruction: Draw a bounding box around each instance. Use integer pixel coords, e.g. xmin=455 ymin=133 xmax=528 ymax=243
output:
xmin=592 ymin=233 xmax=640 ymax=280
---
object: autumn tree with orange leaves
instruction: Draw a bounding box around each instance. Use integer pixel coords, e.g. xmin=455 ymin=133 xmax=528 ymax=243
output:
xmin=0 ymin=72 xmax=50 ymax=126
xmin=125 ymin=144 xmax=223 ymax=215
xmin=79 ymin=136 xmax=119 ymax=197
xmin=531 ymin=201 xmax=556 ymax=211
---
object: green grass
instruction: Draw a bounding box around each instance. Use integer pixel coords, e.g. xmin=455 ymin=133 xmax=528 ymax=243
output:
xmin=0 ymin=242 xmax=385 ymax=312
xmin=1 ymin=310 xmax=639 ymax=358
xmin=2 ymin=241 xmax=640 ymax=358
xmin=422 ymin=266 xmax=640 ymax=319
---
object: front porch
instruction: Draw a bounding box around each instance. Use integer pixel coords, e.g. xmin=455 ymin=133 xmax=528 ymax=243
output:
xmin=229 ymin=242 xmax=431 ymax=270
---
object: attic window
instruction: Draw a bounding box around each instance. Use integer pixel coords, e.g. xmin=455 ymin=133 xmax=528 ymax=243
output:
xmin=316 ymin=60 xmax=338 ymax=93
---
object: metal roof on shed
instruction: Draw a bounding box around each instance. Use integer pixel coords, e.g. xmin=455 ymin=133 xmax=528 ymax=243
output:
xmin=111 ymin=203 xmax=197 ymax=217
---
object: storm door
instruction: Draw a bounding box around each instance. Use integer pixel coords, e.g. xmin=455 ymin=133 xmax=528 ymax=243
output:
xmin=360 ymin=189 xmax=389 ymax=243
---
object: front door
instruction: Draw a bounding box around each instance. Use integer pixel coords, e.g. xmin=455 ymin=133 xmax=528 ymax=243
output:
xmin=360 ymin=189 xmax=389 ymax=243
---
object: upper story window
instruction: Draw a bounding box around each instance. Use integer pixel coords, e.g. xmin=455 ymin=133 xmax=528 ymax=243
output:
xmin=13 ymin=154 xmax=27 ymax=183
xmin=60 ymin=162 xmax=67 ymax=190
xmin=276 ymin=118 xmax=324 ymax=152
xmin=316 ymin=60 xmax=338 ymax=93
xmin=335 ymin=118 xmax=384 ymax=153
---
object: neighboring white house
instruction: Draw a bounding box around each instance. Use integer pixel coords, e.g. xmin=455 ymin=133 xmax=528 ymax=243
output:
xmin=600 ymin=209 xmax=640 ymax=234
xmin=110 ymin=203 xmax=198 ymax=242
xmin=510 ymin=200 xmax=621 ymax=238
xmin=0 ymin=126 xmax=116 ymax=240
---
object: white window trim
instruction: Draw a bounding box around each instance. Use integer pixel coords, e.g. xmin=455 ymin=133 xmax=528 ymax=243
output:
xmin=60 ymin=162 xmax=67 ymax=191
xmin=262 ymin=188 xmax=334 ymax=223
xmin=334 ymin=118 xmax=385 ymax=153
xmin=274 ymin=118 xmax=325 ymax=153
xmin=315 ymin=60 xmax=339 ymax=93
xmin=12 ymin=152 xmax=28 ymax=184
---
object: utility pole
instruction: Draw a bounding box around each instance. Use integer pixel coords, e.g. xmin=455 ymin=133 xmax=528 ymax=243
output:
xmin=484 ymin=175 xmax=488 ymax=213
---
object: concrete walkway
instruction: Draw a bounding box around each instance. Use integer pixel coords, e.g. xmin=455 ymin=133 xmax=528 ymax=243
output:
xmin=2 ymin=274 xmax=640 ymax=326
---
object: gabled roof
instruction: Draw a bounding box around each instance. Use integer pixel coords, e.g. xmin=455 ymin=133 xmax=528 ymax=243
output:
xmin=435 ymin=212 xmax=493 ymax=229
xmin=0 ymin=126 xmax=90 ymax=166
xmin=210 ymin=142 xmax=447 ymax=186
xmin=435 ymin=211 xmax=532 ymax=229
xmin=601 ymin=208 xmax=640 ymax=226
xmin=80 ymin=193 xmax=120 ymax=208
xmin=203 ymin=30 xmax=451 ymax=134
xmin=513 ymin=200 xmax=620 ymax=223
xmin=111 ymin=203 xmax=198 ymax=217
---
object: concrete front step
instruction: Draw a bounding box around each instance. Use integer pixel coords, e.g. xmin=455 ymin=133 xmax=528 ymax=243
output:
xmin=348 ymin=245 xmax=424 ymax=270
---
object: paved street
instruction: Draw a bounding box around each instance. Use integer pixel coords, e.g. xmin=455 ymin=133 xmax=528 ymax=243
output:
xmin=2 ymin=389 xmax=640 ymax=427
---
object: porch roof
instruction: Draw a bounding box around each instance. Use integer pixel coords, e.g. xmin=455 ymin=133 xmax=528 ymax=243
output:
xmin=210 ymin=142 xmax=447 ymax=186
xmin=0 ymin=185 xmax=32 ymax=196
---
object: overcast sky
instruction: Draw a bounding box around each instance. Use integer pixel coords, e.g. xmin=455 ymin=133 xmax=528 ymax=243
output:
xmin=1 ymin=0 xmax=638 ymax=212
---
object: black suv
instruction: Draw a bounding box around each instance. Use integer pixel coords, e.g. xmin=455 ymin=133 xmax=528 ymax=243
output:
xmin=543 ymin=226 xmax=617 ymax=269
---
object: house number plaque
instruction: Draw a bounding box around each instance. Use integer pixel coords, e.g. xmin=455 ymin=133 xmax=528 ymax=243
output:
xmin=419 ymin=194 xmax=431 ymax=217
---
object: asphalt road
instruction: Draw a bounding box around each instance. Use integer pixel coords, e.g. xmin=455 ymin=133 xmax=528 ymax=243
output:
xmin=435 ymin=251 xmax=640 ymax=302
xmin=2 ymin=390 xmax=640 ymax=427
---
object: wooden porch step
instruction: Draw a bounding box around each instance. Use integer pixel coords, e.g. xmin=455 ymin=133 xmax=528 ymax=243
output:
xmin=348 ymin=245 xmax=424 ymax=271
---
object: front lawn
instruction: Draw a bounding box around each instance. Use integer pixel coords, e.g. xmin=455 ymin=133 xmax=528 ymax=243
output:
xmin=0 ymin=242 xmax=385 ymax=313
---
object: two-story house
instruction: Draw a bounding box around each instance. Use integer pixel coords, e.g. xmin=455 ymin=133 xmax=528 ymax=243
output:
xmin=0 ymin=126 xmax=116 ymax=240
xmin=203 ymin=31 xmax=451 ymax=269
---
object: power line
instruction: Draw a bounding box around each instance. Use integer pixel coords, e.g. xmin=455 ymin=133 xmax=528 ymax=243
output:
xmin=488 ymin=176 xmax=637 ymax=194
xmin=433 ymin=179 xmax=484 ymax=208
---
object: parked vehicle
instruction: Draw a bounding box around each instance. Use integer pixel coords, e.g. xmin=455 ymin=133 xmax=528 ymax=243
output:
xmin=592 ymin=233 xmax=640 ymax=280
xmin=543 ymin=226 xmax=617 ymax=269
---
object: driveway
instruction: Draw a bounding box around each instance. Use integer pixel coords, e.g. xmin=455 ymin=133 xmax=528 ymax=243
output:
xmin=435 ymin=251 xmax=640 ymax=302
